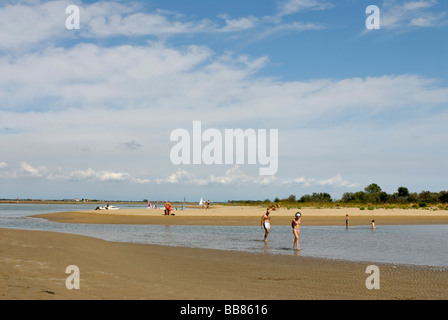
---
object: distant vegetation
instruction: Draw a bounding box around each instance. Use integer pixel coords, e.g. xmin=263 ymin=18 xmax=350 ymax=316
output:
xmin=227 ymin=183 xmax=448 ymax=210
xmin=339 ymin=184 xmax=448 ymax=207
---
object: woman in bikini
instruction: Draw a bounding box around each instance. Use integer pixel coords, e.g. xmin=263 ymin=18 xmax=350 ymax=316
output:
xmin=292 ymin=212 xmax=301 ymax=251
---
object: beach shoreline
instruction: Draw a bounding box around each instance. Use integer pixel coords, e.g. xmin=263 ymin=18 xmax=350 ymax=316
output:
xmin=1 ymin=228 xmax=447 ymax=300
xmin=2 ymin=205 xmax=447 ymax=300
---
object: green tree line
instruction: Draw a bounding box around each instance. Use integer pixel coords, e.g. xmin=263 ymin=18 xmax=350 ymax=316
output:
xmin=227 ymin=184 xmax=447 ymax=207
xmin=295 ymin=183 xmax=448 ymax=206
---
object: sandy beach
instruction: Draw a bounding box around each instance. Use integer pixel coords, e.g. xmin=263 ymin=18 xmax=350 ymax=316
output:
xmin=1 ymin=206 xmax=448 ymax=300
xmin=34 ymin=205 xmax=448 ymax=226
xmin=1 ymin=228 xmax=447 ymax=300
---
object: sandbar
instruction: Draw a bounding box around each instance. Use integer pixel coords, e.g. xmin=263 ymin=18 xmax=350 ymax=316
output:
xmin=34 ymin=205 xmax=448 ymax=226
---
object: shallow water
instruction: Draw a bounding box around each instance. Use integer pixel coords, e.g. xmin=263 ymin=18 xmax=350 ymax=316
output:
xmin=1 ymin=203 xmax=447 ymax=267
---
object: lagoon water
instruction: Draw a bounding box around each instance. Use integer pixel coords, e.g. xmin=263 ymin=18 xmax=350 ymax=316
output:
xmin=1 ymin=203 xmax=447 ymax=267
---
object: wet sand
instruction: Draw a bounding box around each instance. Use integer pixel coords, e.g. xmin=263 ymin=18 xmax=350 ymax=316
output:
xmin=2 ymin=206 xmax=448 ymax=300
xmin=1 ymin=228 xmax=447 ymax=300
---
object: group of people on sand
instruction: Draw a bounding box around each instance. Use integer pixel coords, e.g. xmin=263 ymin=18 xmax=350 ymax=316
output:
xmin=146 ymin=201 xmax=173 ymax=215
xmin=201 ymin=200 xmax=211 ymax=209
xmin=261 ymin=207 xmax=302 ymax=251
xmin=164 ymin=200 xmax=211 ymax=215
xmin=268 ymin=204 xmax=280 ymax=211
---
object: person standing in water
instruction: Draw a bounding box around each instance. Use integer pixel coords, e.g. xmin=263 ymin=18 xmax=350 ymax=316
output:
xmin=371 ymin=219 xmax=376 ymax=230
xmin=292 ymin=212 xmax=301 ymax=251
xmin=345 ymin=214 xmax=349 ymax=229
xmin=261 ymin=207 xmax=271 ymax=242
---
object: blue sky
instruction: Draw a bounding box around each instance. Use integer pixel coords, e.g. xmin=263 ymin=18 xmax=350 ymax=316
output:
xmin=0 ymin=0 xmax=447 ymax=201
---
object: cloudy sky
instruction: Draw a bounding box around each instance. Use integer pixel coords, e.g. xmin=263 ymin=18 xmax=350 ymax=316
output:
xmin=0 ymin=0 xmax=447 ymax=201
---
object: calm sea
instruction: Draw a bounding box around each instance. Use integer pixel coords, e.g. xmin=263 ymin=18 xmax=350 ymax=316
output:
xmin=1 ymin=203 xmax=447 ymax=267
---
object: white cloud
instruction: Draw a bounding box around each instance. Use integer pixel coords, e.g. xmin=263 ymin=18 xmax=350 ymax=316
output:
xmin=19 ymin=161 xmax=48 ymax=178
xmin=79 ymin=0 xmax=328 ymax=38
xmin=51 ymin=167 xmax=151 ymax=184
xmin=154 ymin=167 xmax=359 ymax=189
xmin=0 ymin=42 xmax=213 ymax=111
xmin=0 ymin=0 xmax=68 ymax=50
xmin=268 ymin=21 xmax=325 ymax=32
xmin=0 ymin=0 xmax=216 ymax=50
xmin=1 ymin=161 xmax=151 ymax=183
xmin=382 ymin=0 xmax=447 ymax=29
xmin=2 ymin=163 xmax=273 ymax=186
xmin=67 ymin=168 xmax=130 ymax=182
xmin=81 ymin=2 xmax=214 ymax=37
xmin=217 ymin=14 xmax=259 ymax=32
xmin=281 ymin=174 xmax=359 ymax=188
xmin=317 ymin=174 xmax=359 ymax=188
xmin=282 ymin=177 xmax=314 ymax=187
xmin=410 ymin=12 xmax=447 ymax=27
xmin=154 ymin=166 xmax=277 ymax=186
xmin=0 ymin=162 xmax=13 ymax=178
xmin=1 ymin=40 xmax=446 ymax=118
xmin=277 ymin=0 xmax=333 ymax=16
xmin=208 ymin=166 xmax=252 ymax=185
xmin=131 ymin=177 xmax=152 ymax=184
xmin=156 ymin=166 xmax=243 ymax=186
xmin=0 ymin=161 xmax=274 ymax=187
xmin=0 ymin=0 xmax=330 ymax=51
xmin=402 ymin=1 xmax=435 ymax=11
xmin=156 ymin=168 xmax=194 ymax=184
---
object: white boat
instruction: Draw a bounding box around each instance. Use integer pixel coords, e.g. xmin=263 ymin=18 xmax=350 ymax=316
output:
xmin=95 ymin=205 xmax=120 ymax=210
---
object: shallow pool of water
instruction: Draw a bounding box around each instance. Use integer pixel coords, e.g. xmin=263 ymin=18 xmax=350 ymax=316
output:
xmin=1 ymin=203 xmax=447 ymax=267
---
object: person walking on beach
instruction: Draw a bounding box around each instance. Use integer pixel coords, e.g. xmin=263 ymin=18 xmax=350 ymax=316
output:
xmin=292 ymin=212 xmax=301 ymax=251
xmin=261 ymin=207 xmax=271 ymax=242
